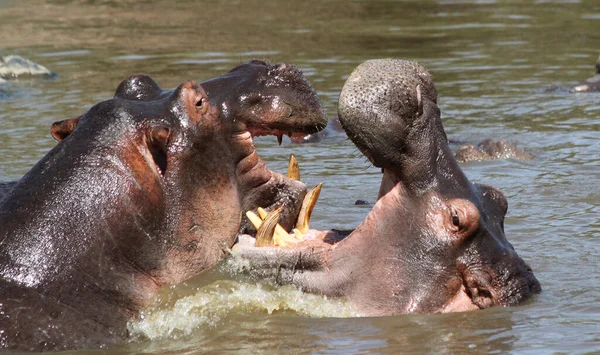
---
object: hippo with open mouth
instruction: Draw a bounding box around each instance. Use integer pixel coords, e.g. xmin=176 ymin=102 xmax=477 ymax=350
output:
xmin=0 ymin=61 xmax=326 ymax=351
xmin=232 ymin=59 xmax=541 ymax=315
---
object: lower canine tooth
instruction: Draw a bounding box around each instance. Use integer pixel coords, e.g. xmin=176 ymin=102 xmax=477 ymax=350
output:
xmin=257 ymin=207 xmax=297 ymax=246
xmin=254 ymin=206 xmax=283 ymax=247
xmin=295 ymin=183 xmax=323 ymax=234
xmin=293 ymin=228 xmax=304 ymax=240
xmin=246 ymin=211 xmax=263 ymax=230
xmin=287 ymin=154 xmax=300 ymax=180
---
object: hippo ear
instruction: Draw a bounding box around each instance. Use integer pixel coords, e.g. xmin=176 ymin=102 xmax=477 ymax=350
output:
xmin=50 ymin=116 xmax=82 ymax=141
xmin=146 ymin=126 xmax=171 ymax=175
xmin=446 ymin=199 xmax=480 ymax=242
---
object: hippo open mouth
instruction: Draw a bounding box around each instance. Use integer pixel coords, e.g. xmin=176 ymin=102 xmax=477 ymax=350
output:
xmin=199 ymin=60 xmax=327 ymax=234
xmin=232 ymin=59 xmax=541 ymax=316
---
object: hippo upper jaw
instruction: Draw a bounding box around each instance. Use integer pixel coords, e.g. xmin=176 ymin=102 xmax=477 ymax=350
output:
xmin=203 ymin=60 xmax=327 ymax=142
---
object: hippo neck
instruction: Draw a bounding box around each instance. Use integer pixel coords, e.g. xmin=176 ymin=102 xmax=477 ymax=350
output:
xmin=0 ymin=139 xmax=163 ymax=312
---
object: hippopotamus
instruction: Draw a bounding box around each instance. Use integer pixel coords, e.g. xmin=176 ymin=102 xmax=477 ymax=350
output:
xmin=0 ymin=60 xmax=326 ymax=351
xmin=570 ymin=56 xmax=600 ymax=92
xmin=232 ymin=59 xmax=541 ymax=316
xmin=0 ymin=55 xmax=55 ymax=81
xmin=455 ymin=138 xmax=534 ymax=163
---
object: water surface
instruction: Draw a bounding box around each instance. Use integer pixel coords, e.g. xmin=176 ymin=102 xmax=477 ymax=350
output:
xmin=1 ymin=0 xmax=599 ymax=353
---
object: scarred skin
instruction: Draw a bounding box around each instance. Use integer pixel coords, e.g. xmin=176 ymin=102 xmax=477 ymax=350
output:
xmin=0 ymin=61 xmax=326 ymax=351
xmin=233 ymin=59 xmax=541 ymax=316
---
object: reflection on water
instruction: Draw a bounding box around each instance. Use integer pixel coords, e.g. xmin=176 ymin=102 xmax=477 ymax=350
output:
xmin=1 ymin=0 xmax=600 ymax=353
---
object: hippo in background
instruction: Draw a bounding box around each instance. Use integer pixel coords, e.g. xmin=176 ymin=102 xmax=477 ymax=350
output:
xmin=570 ymin=56 xmax=600 ymax=92
xmin=0 ymin=55 xmax=55 ymax=81
xmin=454 ymin=138 xmax=534 ymax=163
xmin=232 ymin=59 xmax=541 ymax=315
xmin=0 ymin=61 xmax=326 ymax=351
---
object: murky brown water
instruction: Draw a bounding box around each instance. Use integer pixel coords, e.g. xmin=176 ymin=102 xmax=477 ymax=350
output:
xmin=1 ymin=0 xmax=599 ymax=353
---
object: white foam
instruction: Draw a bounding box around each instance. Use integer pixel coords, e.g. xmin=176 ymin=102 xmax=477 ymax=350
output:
xmin=128 ymin=280 xmax=358 ymax=341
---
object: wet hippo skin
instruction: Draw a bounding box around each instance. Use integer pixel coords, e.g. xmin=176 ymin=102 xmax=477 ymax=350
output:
xmin=232 ymin=59 xmax=541 ymax=316
xmin=0 ymin=61 xmax=326 ymax=351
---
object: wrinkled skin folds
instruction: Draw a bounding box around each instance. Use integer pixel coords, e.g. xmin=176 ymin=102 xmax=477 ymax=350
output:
xmin=0 ymin=61 xmax=326 ymax=351
xmin=232 ymin=59 xmax=541 ymax=316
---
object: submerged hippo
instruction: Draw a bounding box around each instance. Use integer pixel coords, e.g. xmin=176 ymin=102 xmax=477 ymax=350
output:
xmin=233 ymin=59 xmax=541 ymax=315
xmin=0 ymin=55 xmax=55 ymax=81
xmin=0 ymin=61 xmax=326 ymax=351
xmin=570 ymin=56 xmax=600 ymax=92
xmin=455 ymin=138 xmax=534 ymax=163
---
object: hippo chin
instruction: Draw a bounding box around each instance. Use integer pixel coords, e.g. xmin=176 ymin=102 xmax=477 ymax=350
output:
xmin=0 ymin=61 xmax=326 ymax=351
xmin=232 ymin=59 xmax=541 ymax=316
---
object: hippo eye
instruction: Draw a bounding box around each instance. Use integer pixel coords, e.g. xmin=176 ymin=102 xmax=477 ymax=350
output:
xmin=452 ymin=212 xmax=460 ymax=227
xmin=196 ymin=96 xmax=208 ymax=114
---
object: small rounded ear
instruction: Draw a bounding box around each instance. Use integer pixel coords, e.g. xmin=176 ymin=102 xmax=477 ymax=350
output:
xmin=146 ymin=125 xmax=171 ymax=175
xmin=50 ymin=116 xmax=82 ymax=141
xmin=115 ymin=74 xmax=164 ymax=101
xmin=476 ymin=183 xmax=508 ymax=216
xmin=446 ymin=199 xmax=480 ymax=242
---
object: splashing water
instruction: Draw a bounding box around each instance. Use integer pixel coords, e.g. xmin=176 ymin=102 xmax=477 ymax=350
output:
xmin=127 ymin=279 xmax=358 ymax=341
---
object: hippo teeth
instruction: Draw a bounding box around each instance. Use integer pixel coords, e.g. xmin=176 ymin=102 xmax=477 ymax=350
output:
xmin=257 ymin=207 xmax=302 ymax=245
xmin=295 ymin=183 xmax=323 ymax=234
xmin=277 ymin=134 xmax=283 ymax=146
xmin=245 ymin=155 xmax=323 ymax=247
xmin=287 ymin=154 xmax=300 ymax=180
xmin=246 ymin=207 xmax=302 ymax=247
xmin=249 ymin=207 xmax=281 ymax=247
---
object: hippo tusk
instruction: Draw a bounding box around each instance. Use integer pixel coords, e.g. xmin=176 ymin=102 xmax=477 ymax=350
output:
xmin=287 ymin=154 xmax=300 ymax=180
xmin=295 ymin=183 xmax=323 ymax=234
xmin=250 ymin=206 xmax=282 ymax=247
xmin=257 ymin=207 xmax=301 ymax=245
xmin=292 ymin=228 xmax=304 ymax=240
xmin=246 ymin=210 xmax=264 ymax=231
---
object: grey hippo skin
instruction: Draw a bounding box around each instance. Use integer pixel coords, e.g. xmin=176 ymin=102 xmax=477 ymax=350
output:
xmin=455 ymin=138 xmax=534 ymax=163
xmin=0 ymin=55 xmax=55 ymax=81
xmin=0 ymin=61 xmax=326 ymax=351
xmin=570 ymin=55 xmax=600 ymax=93
xmin=233 ymin=59 xmax=541 ymax=316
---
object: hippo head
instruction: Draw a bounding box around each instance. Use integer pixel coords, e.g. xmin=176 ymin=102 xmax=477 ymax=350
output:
xmin=200 ymin=60 xmax=328 ymax=233
xmin=45 ymin=65 xmax=326 ymax=287
xmin=44 ymin=76 xmax=246 ymax=286
xmin=202 ymin=59 xmax=326 ymax=139
xmin=232 ymin=59 xmax=540 ymax=315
